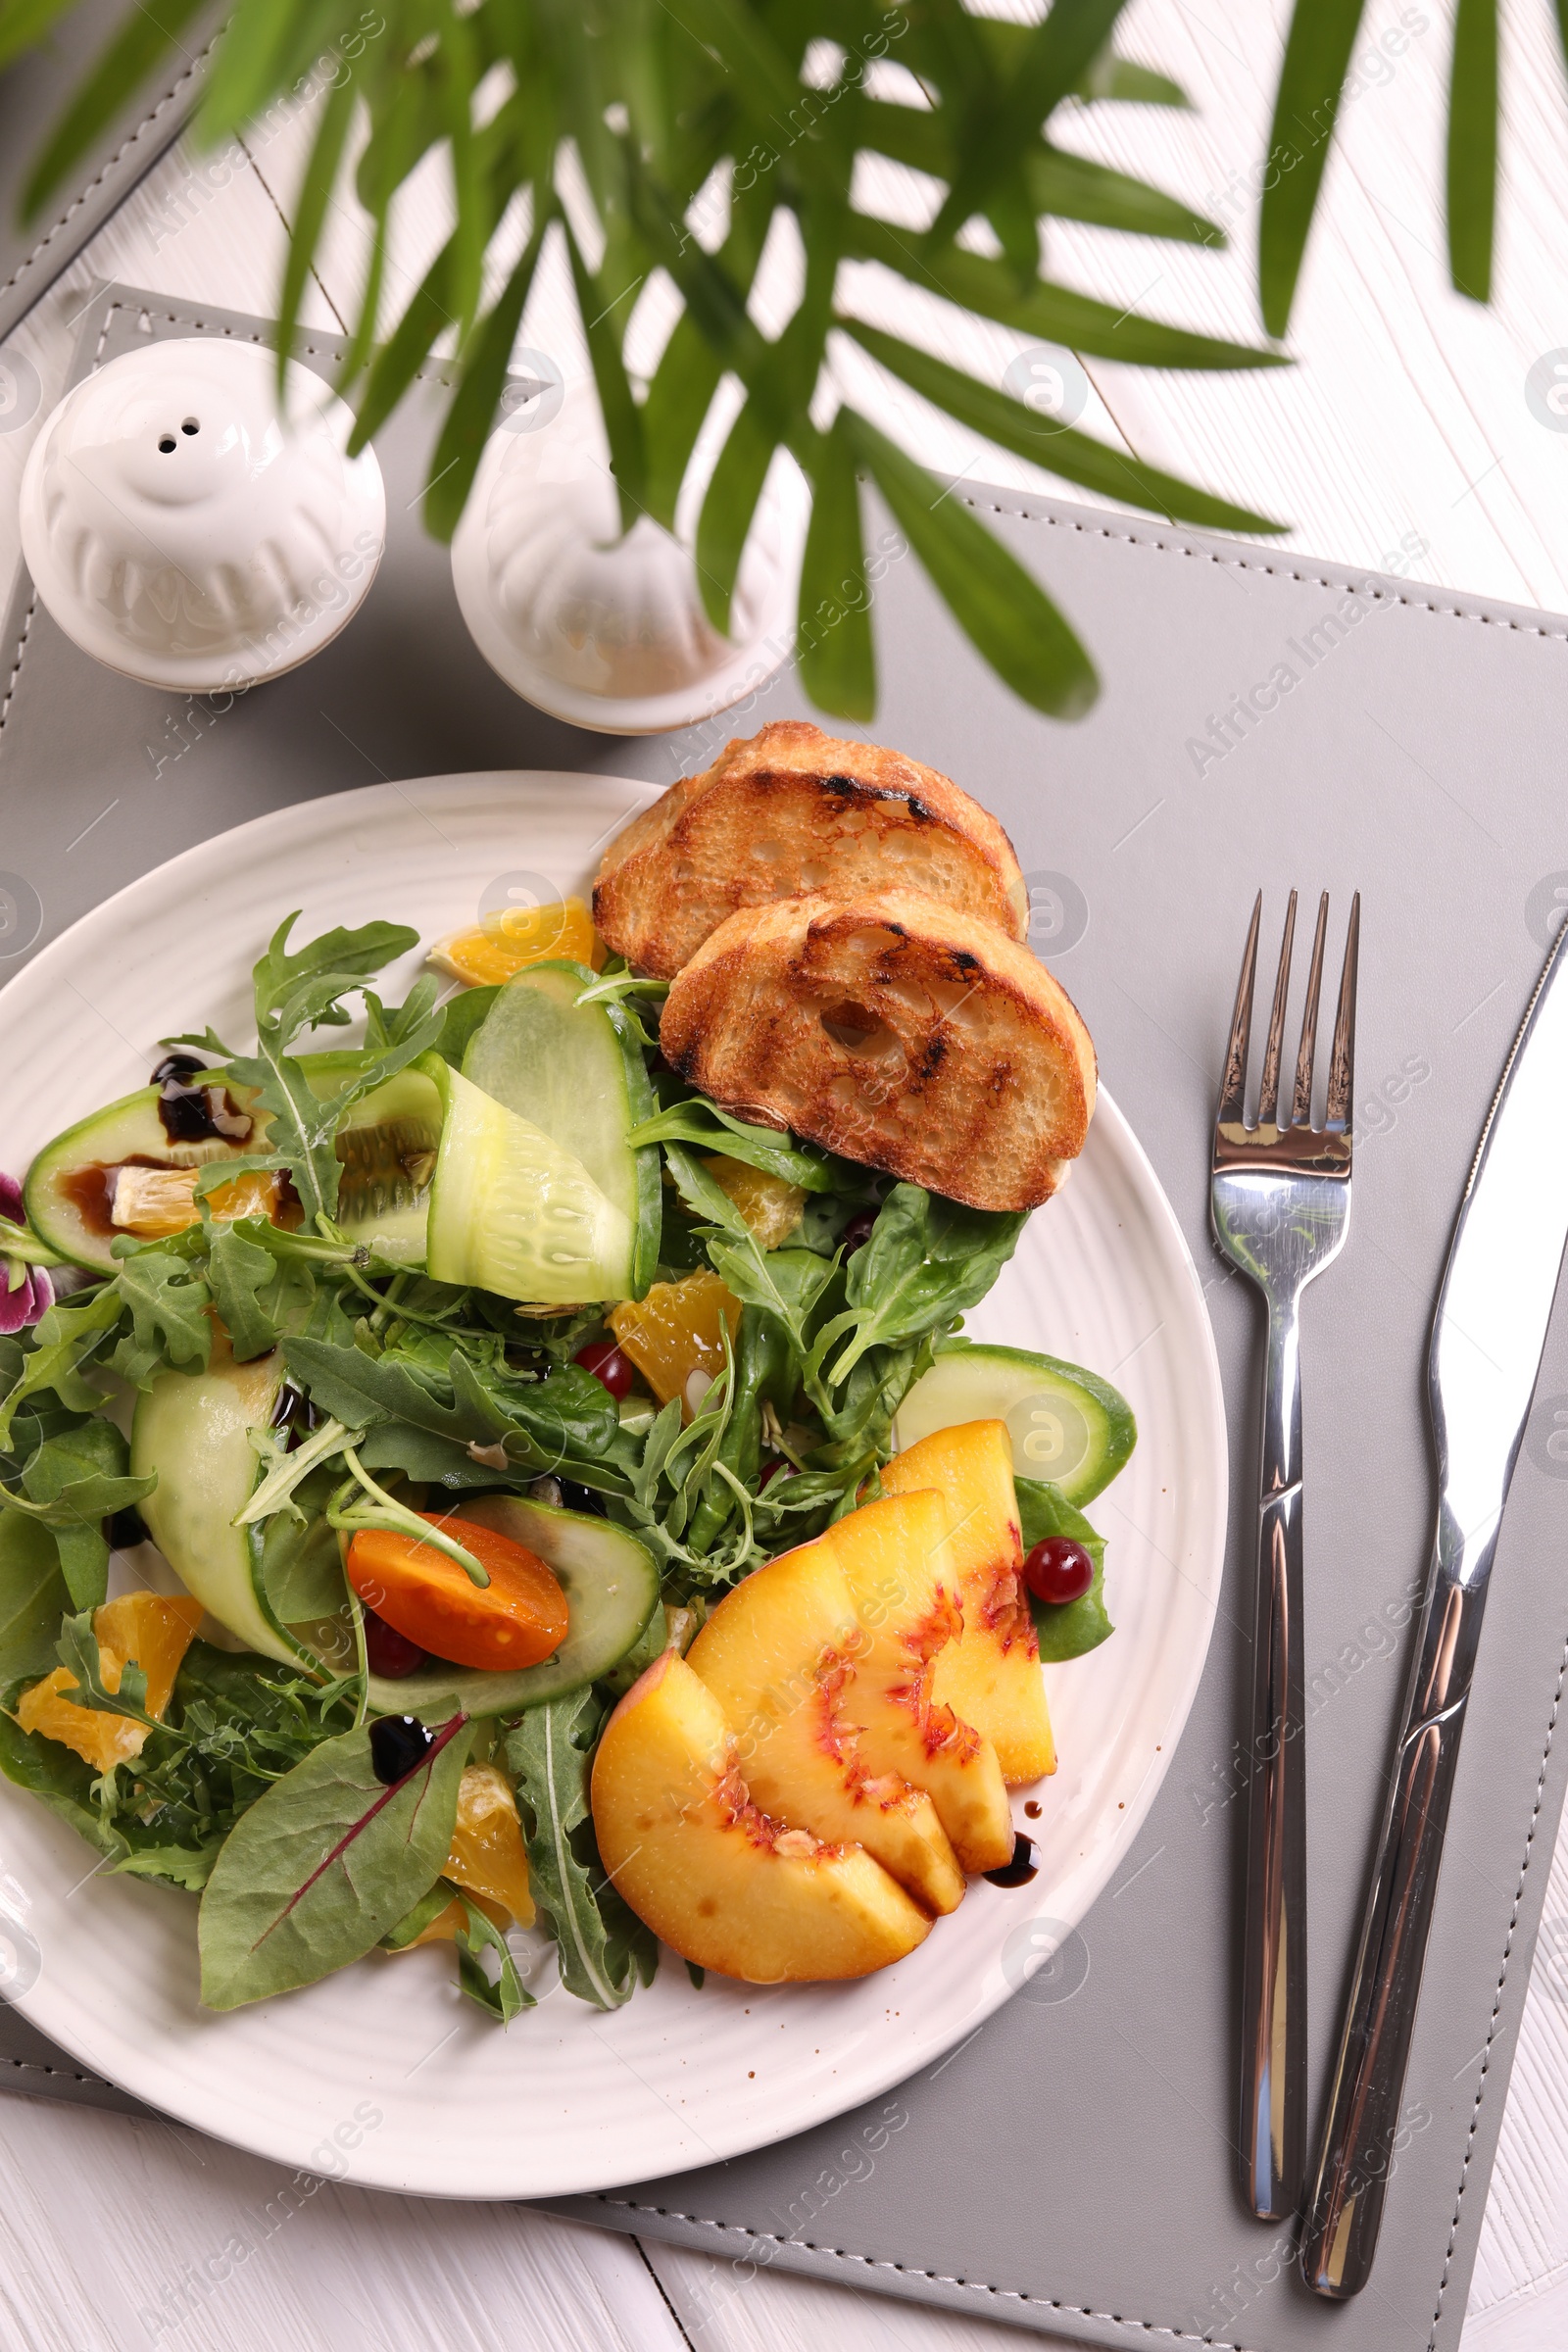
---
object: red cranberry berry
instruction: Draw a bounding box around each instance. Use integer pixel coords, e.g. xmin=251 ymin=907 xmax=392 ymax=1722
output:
xmin=758 ymin=1458 xmax=795 ymax=1492
xmin=363 ymin=1609 xmax=427 ymax=1679
xmin=1023 ymin=1536 xmax=1095 ymax=1607
xmin=574 ymin=1339 xmax=635 ymax=1401
xmin=841 ymin=1211 xmax=878 ymax=1252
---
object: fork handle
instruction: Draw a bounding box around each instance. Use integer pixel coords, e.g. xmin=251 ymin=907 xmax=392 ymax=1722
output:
xmin=1238 ymin=1292 xmax=1310 ymax=2221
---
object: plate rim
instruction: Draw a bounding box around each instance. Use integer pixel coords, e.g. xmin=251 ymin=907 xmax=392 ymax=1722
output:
xmin=0 ymin=770 xmax=1228 ymax=2197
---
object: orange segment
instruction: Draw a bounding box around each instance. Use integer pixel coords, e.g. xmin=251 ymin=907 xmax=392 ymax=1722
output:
xmin=109 ymin=1163 xmax=279 ymax=1239
xmin=444 ymin=1761 xmax=535 ymax=1927
xmin=403 ymin=1889 xmax=512 ymax=1947
xmin=702 ymin=1156 xmax=807 ymax=1249
xmin=15 ymin=1592 xmax=204 ymax=1772
xmin=429 ymin=898 xmax=604 ymax=988
xmin=346 ymin=1513 xmax=569 ymax=1671
xmin=609 ymin=1268 xmax=742 ymax=1418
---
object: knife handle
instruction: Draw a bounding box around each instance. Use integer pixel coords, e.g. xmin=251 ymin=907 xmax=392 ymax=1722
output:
xmin=1238 ymin=1292 xmax=1310 ymax=2221
xmin=1300 ymin=1532 xmax=1480 ymax=2297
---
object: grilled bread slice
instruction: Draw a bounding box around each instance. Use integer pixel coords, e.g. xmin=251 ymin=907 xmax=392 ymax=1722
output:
xmin=594 ymin=720 xmax=1028 ymax=977
xmin=660 ymin=889 xmax=1096 ymax=1212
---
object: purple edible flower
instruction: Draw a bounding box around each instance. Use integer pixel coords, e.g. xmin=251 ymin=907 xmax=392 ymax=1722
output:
xmin=0 ymin=1173 xmax=53 ymax=1335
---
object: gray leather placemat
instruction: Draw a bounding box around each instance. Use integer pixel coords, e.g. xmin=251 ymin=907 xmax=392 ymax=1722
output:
xmin=0 ymin=5 xmax=221 ymax=347
xmin=6 ymin=282 xmax=1568 ymax=2352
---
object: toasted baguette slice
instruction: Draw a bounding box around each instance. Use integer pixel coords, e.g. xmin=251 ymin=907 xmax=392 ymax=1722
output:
xmin=660 ymin=889 xmax=1096 ymax=1212
xmin=594 ymin=719 xmax=1027 ymax=977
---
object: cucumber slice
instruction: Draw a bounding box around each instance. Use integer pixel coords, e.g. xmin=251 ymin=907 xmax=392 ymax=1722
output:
xmin=132 ymin=1356 xmax=661 ymax=1715
xmin=418 ymin=1053 xmax=634 ymax=1303
xmin=132 ymin=1350 xmax=295 ymax=1662
xmin=359 ymin=1494 xmax=661 ymax=1717
xmin=24 ymin=1061 xmax=441 ymax=1272
xmin=333 ymin=1068 xmax=441 ymax=1263
xmin=25 ymin=1086 xmax=260 ymax=1271
xmin=463 ymin=960 xmax=660 ymax=1297
xmin=893 ymin=1341 xmax=1137 ymax=1507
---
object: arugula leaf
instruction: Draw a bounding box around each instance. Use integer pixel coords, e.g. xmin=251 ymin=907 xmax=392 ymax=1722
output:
xmin=507 ymin=1689 xmax=657 ymax=2009
xmin=207 ymin=1225 xmax=284 ymax=1361
xmin=381 ymin=1878 xmax=458 ymax=1950
xmin=198 ymin=1705 xmax=472 ymax=2009
xmin=109 ymin=1247 xmax=214 ymax=1388
xmin=664 ymin=1146 xmax=836 ymax=1359
xmin=282 ymin=1337 xmax=626 ymax=1492
xmin=218 ymin=914 xmax=438 ymax=1230
xmin=454 ymin=1894 xmax=533 ymax=2022
xmin=1016 ymin=1478 xmax=1113 ymax=1660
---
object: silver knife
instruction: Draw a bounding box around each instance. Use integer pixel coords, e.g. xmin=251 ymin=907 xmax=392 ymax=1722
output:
xmin=1300 ymin=917 xmax=1568 ymax=2297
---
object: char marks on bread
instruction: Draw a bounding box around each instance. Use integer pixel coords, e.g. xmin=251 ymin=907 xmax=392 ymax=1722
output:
xmin=659 ymin=887 xmax=1096 ymax=1214
xmin=594 ymin=719 xmax=1028 ymax=980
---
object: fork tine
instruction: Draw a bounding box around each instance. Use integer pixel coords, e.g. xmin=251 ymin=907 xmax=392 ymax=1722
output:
xmin=1217 ymin=893 xmax=1263 ymax=1125
xmin=1324 ymin=892 xmax=1360 ymax=1133
xmin=1256 ymin=890 xmax=1298 ymax=1128
xmin=1291 ymin=894 xmax=1330 ymax=1129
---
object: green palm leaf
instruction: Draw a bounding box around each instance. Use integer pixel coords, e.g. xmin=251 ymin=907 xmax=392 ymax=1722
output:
xmin=1257 ymin=0 xmax=1367 ymax=339
xmin=796 ymin=418 xmax=875 ymax=722
xmin=842 ymin=412 xmax=1098 ymax=721
xmin=1447 ymin=0 xmax=1497 ymax=300
xmin=842 ymin=320 xmax=1286 ymax=535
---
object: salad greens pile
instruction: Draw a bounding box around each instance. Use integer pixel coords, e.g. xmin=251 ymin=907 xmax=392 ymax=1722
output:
xmin=0 ymin=912 xmax=1119 ymax=2023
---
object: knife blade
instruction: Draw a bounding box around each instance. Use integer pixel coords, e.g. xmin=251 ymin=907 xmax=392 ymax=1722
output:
xmin=1300 ymin=917 xmax=1568 ymax=2298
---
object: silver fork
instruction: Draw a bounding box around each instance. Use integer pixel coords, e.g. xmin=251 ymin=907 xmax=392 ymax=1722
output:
xmin=1211 ymin=888 xmax=1360 ymax=2223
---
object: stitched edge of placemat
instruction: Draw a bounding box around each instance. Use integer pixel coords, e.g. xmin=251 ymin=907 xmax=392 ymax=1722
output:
xmin=0 ymin=26 xmax=220 ymax=324
xmin=4 ymin=279 xmax=1567 ymax=2352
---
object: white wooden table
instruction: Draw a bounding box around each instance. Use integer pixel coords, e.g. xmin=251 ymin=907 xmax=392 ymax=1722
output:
xmin=2 ymin=1 xmax=1567 ymax=2344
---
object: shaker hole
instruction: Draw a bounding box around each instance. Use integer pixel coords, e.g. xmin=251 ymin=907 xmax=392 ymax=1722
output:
xmin=158 ymin=436 xmax=176 ymax=453
xmin=181 ymin=416 xmax=199 ymax=434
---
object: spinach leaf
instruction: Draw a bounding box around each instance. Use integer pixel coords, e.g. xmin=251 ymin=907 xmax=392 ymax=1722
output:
xmin=1016 ymin=1478 xmax=1113 ymax=1661
xmin=809 ymin=1185 xmax=1026 ymax=1388
xmin=506 ymin=1689 xmax=657 ymax=2009
xmin=631 ymin=1100 xmax=842 ymax=1190
xmin=2 ymin=1422 xmax=155 ymax=1610
xmin=429 ymin=983 xmax=500 ymax=1066
xmin=256 ymin=1479 xmax=350 ymax=1625
xmin=0 ymin=1287 xmax=122 ymax=1446
xmin=0 ymin=1710 xmax=132 ymax=1868
xmin=198 ymin=1704 xmax=472 ymax=2009
xmin=0 ymin=1509 xmax=70 ymax=1690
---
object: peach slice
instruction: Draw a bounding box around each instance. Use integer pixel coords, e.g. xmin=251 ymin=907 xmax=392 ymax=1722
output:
xmin=883 ymin=1421 xmax=1056 ymax=1786
xmin=686 ymin=1536 xmax=965 ymax=1916
xmin=827 ymin=1492 xmax=1015 ymax=1876
xmin=590 ymin=1651 xmax=931 ymax=1984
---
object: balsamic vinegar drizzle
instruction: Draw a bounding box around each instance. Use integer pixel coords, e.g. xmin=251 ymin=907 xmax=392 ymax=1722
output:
xmin=151 ymin=1053 xmax=253 ymax=1147
xmin=984 ymin=1833 xmax=1039 ymax=1888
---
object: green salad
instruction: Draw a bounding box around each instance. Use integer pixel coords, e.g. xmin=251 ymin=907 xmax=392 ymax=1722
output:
xmin=0 ymin=912 xmax=1130 ymax=2024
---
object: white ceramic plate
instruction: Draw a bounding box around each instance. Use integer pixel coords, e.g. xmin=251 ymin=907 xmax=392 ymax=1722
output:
xmin=0 ymin=772 xmax=1227 ymax=2199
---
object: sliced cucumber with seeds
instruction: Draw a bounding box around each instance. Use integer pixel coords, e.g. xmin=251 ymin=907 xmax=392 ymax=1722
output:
xmin=419 ymin=1053 xmax=634 ymax=1304
xmin=359 ymin=1494 xmax=660 ymax=1717
xmin=893 ymin=1340 xmax=1136 ymax=1507
xmin=132 ymin=1354 xmax=661 ymax=1715
xmin=25 ymin=1058 xmax=441 ymax=1272
xmin=463 ymin=959 xmax=660 ymax=1298
xmin=333 ymin=1067 xmax=441 ymax=1263
xmin=25 ymin=1085 xmax=262 ymax=1271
